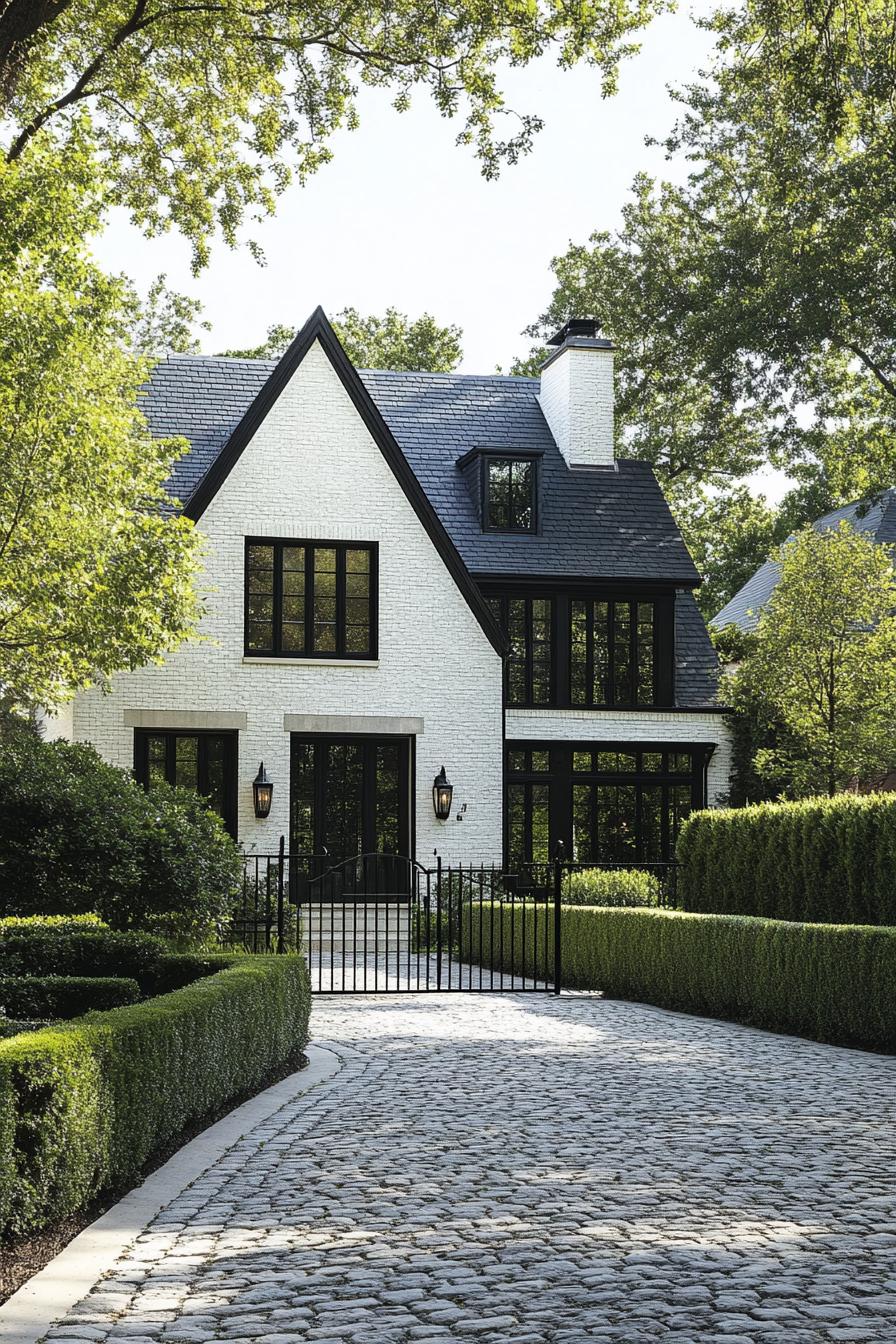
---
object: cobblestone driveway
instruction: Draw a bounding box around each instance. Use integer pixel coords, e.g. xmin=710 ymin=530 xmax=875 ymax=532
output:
xmin=45 ymin=995 xmax=896 ymax=1344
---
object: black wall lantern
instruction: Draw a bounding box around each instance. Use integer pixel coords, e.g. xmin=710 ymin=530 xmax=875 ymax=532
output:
xmin=252 ymin=762 xmax=273 ymax=819
xmin=432 ymin=766 xmax=453 ymax=821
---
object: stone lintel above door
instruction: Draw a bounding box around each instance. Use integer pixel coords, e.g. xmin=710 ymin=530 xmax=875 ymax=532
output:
xmin=123 ymin=709 xmax=248 ymax=730
xmin=283 ymin=714 xmax=423 ymax=736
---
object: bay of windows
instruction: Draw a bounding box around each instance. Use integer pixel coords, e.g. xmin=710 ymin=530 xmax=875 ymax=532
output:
xmin=505 ymin=744 xmax=702 ymax=868
xmin=483 ymin=589 xmax=672 ymax=709
xmin=245 ymin=539 xmax=376 ymax=659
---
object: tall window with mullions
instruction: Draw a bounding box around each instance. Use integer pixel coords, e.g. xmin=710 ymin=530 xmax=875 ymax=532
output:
xmin=134 ymin=730 xmax=238 ymax=838
xmin=245 ymin=539 xmax=377 ymax=659
xmin=488 ymin=596 xmax=553 ymax=706
xmin=570 ymin=599 xmax=656 ymax=706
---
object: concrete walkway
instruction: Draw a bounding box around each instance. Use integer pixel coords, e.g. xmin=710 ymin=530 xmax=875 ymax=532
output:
xmin=32 ymin=995 xmax=896 ymax=1343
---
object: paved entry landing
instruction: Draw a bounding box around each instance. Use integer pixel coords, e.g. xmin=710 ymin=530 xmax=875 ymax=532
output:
xmin=42 ymin=996 xmax=896 ymax=1344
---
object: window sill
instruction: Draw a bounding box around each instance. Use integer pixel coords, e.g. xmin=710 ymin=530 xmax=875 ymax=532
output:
xmin=242 ymin=657 xmax=380 ymax=668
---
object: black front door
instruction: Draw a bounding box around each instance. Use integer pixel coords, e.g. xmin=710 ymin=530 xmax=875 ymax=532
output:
xmin=290 ymin=736 xmax=411 ymax=892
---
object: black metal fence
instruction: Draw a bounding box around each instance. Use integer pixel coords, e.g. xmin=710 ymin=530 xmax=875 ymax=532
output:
xmin=230 ymin=840 xmax=679 ymax=995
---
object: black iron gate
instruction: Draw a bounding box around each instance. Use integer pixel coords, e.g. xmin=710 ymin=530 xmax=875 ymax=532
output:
xmin=233 ymin=840 xmax=678 ymax=994
xmin=235 ymin=840 xmax=560 ymax=993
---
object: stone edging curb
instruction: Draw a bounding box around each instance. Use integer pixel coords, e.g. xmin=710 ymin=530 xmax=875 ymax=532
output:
xmin=0 ymin=1043 xmax=342 ymax=1344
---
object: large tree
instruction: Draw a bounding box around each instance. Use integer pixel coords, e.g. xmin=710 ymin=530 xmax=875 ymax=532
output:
xmin=0 ymin=143 xmax=202 ymax=711
xmin=726 ymin=524 xmax=896 ymax=798
xmin=222 ymin=306 xmax=463 ymax=372
xmin=520 ymin=0 xmax=896 ymax=609
xmin=0 ymin=0 xmax=664 ymax=270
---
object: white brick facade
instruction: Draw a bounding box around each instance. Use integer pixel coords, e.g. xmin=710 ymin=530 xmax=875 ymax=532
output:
xmin=506 ymin=708 xmax=734 ymax=804
xmin=71 ymin=339 xmax=504 ymax=863
xmin=538 ymin=341 xmax=615 ymax=469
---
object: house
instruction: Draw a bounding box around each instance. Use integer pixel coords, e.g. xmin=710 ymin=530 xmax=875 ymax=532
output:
xmin=53 ymin=308 xmax=732 ymax=873
xmin=713 ymin=491 xmax=896 ymax=633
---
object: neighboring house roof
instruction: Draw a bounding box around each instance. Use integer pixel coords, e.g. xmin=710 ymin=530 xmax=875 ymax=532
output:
xmin=145 ymin=325 xmax=699 ymax=588
xmin=713 ymin=489 xmax=896 ymax=632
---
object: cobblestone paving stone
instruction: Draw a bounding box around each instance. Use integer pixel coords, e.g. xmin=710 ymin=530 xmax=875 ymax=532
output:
xmin=43 ymin=994 xmax=896 ymax=1344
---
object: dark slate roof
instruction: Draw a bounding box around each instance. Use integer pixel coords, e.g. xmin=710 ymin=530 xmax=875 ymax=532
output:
xmin=713 ymin=489 xmax=896 ymax=632
xmin=145 ymin=354 xmax=700 ymax=585
xmin=675 ymin=591 xmax=721 ymax=709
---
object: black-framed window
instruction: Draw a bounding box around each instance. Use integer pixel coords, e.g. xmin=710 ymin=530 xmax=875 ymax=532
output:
xmin=485 ymin=457 xmax=536 ymax=532
xmin=505 ymin=742 xmax=707 ymax=866
xmin=488 ymin=596 xmax=552 ymax=705
xmin=245 ymin=539 xmax=377 ymax=659
xmin=570 ymin=599 xmax=657 ymax=707
xmin=134 ymin=730 xmax=238 ymax=838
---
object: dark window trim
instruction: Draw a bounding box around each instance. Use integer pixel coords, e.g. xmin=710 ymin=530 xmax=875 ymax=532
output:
xmin=480 ymin=453 xmax=540 ymax=535
xmin=503 ymin=738 xmax=713 ymax=866
xmin=133 ymin=728 xmax=239 ymax=840
xmin=244 ymin=536 xmax=379 ymax=661
xmin=481 ymin=582 xmax=675 ymax=710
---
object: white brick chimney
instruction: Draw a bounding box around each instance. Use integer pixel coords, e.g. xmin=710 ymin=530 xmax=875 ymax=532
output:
xmin=537 ymin=319 xmax=615 ymax=468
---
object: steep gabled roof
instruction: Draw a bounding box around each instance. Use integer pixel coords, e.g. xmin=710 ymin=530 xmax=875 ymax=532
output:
xmin=713 ymin=489 xmax=896 ymax=632
xmin=146 ymin=335 xmax=699 ymax=588
xmin=170 ymin=306 xmax=503 ymax=655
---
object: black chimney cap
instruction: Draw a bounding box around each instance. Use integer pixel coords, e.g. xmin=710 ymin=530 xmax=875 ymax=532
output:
xmin=547 ymin=318 xmax=601 ymax=346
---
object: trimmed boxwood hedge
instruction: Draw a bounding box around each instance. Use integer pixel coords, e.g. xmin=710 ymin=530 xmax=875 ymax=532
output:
xmin=468 ymin=904 xmax=896 ymax=1051
xmin=562 ymin=867 xmax=660 ymax=908
xmin=0 ymin=924 xmax=165 ymax=982
xmin=0 ymin=976 xmax=140 ymax=1018
xmin=676 ymin=793 xmax=896 ymax=925
xmin=0 ymin=954 xmax=311 ymax=1241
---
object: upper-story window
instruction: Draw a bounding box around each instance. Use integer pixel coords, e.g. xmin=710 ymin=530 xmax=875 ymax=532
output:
xmin=570 ymin=599 xmax=656 ymax=706
xmin=245 ymin=539 xmax=377 ymax=659
xmin=485 ymin=457 xmax=536 ymax=532
xmin=488 ymin=596 xmax=552 ymax=705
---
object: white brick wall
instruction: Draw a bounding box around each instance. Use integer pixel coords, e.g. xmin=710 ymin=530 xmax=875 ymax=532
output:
xmin=538 ymin=343 xmax=614 ymax=469
xmin=71 ymin=340 xmax=504 ymax=864
xmin=506 ymin=708 xmax=734 ymax=805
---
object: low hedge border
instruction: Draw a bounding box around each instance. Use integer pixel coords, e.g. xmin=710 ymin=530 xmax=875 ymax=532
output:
xmin=0 ymin=954 xmax=311 ymax=1241
xmin=0 ymin=976 xmax=140 ymax=1019
xmin=468 ymin=904 xmax=896 ymax=1052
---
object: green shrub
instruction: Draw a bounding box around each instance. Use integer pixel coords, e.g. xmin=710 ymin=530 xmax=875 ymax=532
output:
xmin=0 ymin=738 xmax=243 ymax=941
xmin=677 ymin=793 xmax=896 ymax=924
xmin=0 ymin=1020 xmax=50 ymax=1040
xmin=0 ymin=955 xmax=311 ymax=1240
xmin=0 ymin=976 xmax=140 ymax=1019
xmin=146 ymin=953 xmax=238 ymax=997
xmin=468 ymin=905 xmax=896 ymax=1051
xmin=0 ymin=925 xmax=165 ymax=983
xmin=0 ymin=914 xmax=106 ymax=931
xmin=562 ymin=867 xmax=660 ymax=908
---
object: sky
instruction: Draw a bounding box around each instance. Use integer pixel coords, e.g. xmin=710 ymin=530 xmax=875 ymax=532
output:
xmin=92 ymin=6 xmax=717 ymax=376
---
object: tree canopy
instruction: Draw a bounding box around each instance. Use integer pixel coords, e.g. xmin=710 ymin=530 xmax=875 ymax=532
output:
xmin=0 ymin=143 xmax=202 ymax=711
xmin=725 ymin=524 xmax=896 ymax=798
xmin=0 ymin=0 xmax=665 ymax=270
xmin=221 ymin=307 xmax=463 ymax=372
xmin=519 ymin=0 xmax=896 ymax=613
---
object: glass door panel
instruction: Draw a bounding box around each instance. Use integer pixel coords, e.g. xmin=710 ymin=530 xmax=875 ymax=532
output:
xmin=290 ymin=736 xmax=411 ymax=894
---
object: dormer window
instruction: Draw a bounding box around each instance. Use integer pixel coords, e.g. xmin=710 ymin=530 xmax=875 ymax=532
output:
xmin=485 ymin=456 xmax=537 ymax=532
